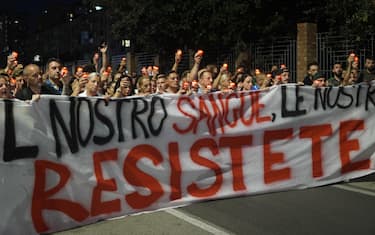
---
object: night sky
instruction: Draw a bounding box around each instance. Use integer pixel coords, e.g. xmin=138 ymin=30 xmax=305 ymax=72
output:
xmin=3 ymin=0 xmax=80 ymax=14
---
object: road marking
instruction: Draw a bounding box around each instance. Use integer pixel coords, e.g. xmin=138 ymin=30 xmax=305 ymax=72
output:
xmin=166 ymin=208 xmax=233 ymax=235
xmin=332 ymin=184 xmax=375 ymax=197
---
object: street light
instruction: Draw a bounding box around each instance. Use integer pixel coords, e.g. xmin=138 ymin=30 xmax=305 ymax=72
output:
xmin=34 ymin=55 xmax=41 ymax=62
xmin=122 ymin=39 xmax=131 ymax=48
xmin=95 ymin=6 xmax=103 ymax=11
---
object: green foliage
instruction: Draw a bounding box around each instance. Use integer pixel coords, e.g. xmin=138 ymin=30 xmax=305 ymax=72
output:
xmin=87 ymin=0 xmax=374 ymax=52
xmin=323 ymin=0 xmax=375 ymax=38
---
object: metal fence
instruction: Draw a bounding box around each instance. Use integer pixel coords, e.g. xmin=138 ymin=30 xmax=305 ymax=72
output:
xmin=134 ymin=52 xmax=156 ymax=74
xmin=131 ymin=49 xmax=237 ymax=75
xmin=63 ymin=33 xmax=374 ymax=80
xmin=250 ymin=37 xmax=297 ymax=82
xmin=317 ymin=33 xmax=375 ymax=78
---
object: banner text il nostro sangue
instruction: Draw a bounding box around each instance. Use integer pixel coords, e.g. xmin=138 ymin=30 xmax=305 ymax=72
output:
xmin=1 ymin=84 xmax=375 ymax=234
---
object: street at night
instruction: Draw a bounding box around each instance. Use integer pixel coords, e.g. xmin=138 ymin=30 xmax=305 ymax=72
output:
xmin=0 ymin=1 xmax=375 ymax=235
xmin=54 ymin=174 xmax=375 ymax=235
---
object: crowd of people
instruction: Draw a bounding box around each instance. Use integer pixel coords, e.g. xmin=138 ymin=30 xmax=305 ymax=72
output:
xmin=0 ymin=45 xmax=374 ymax=101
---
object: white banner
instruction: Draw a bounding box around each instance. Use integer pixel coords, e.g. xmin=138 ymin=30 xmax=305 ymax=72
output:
xmin=1 ymin=84 xmax=375 ymax=234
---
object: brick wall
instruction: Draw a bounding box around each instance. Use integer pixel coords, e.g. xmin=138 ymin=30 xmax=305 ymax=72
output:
xmin=297 ymin=23 xmax=317 ymax=82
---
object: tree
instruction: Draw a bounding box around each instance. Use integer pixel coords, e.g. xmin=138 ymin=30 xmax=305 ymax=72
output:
xmin=87 ymin=0 xmax=259 ymax=52
xmin=86 ymin=0 xmax=374 ymax=52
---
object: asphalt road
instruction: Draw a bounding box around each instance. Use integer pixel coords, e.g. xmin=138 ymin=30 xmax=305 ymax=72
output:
xmin=54 ymin=174 xmax=375 ymax=235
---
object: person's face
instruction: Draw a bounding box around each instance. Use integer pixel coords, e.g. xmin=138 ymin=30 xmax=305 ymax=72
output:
xmin=351 ymin=69 xmax=359 ymax=78
xmin=140 ymin=79 xmax=151 ymax=94
xmin=191 ymin=80 xmax=199 ymax=92
xmin=147 ymin=66 xmax=153 ymax=76
xmin=280 ymin=71 xmax=289 ymax=83
xmin=141 ymin=67 xmax=147 ymax=76
xmin=332 ymin=64 xmax=343 ymax=76
xmin=93 ymin=53 xmax=100 ymax=61
xmin=86 ymin=75 xmax=99 ymax=95
xmin=0 ymin=78 xmax=10 ymax=98
xmin=157 ymin=77 xmax=166 ymax=93
xmin=106 ymin=82 xmax=116 ymax=96
xmin=75 ymin=67 xmax=83 ymax=78
xmin=121 ymin=79 xmax=131 ymax=96
xmin=79 ymin=75 xmax=88 ymax=89
xmin=210 ymin=67 xmax=218 ymax=77
xmin=312 ymin=78 xmax=325 ymax=88
xmin=242 ymin=76 xmax=253 ymax=90
xmin=220 ymin=75 xmax=230 ymax=88
xmin=151 ymin=79 xmax=157 ymax=93
xmin=200 ymin=71 xmax=213 ymax=88
xmin=308 ymin=65 xmax=319 ymax=76
xmin=365 ymin=58 xmax=375 ymax=72
xmin=15 ymin=75 xmax=24 ymax=89
xmin=27 ymin=66 xmax=42 ymax=87
xmin=48 ymin=61 xmax=62 ymax=80
xmin=352 ymin=61 xmax=359 ymax=69
xmin=167 ymin=72 xmax=179 ymax=89
xmin=348 ymin=69 xmax=359 ymax=84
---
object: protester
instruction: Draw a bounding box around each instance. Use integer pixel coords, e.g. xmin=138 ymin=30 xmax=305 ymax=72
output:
xmin=74 ymin=66 xmax=84 ymax=80
xmin=165 ymin=70 xmax=180 ymax=94
xmin=215 ymin=72 xmax=232 ymax=92
xmin=274 ymin=67 xmax=290 ymax=85
xmin=212 ymin=63 xmax=229 ymax=90
xmin=303 ymin=61 xmax=319 ymax=86
xmin=327 ymin=63 xmax=344 ymax=86
xmin=117 ymin=57 xmax=127 ymax=74
xmin=43 ymin=58 xmax=71 ymax=95
xmin=0 ymin=73 xmax=11 ymax=98
xmin=92 ymin=41 xmax=109 ymax=74
xmin=71 ymin=73 xmax=88 ymax=96
xmin=112 ymin=74 xmax=133 ymax=98
xmin=3 ymin=52 xmax=18 ymax=76
xmin=344 ymin=68 xmax=359 ymax=85
xmin=2 ymin=46 xmax=370 ymax=99
xmin=11 ymin=64 xmax=24 ymax=96
xmin=105 ymin=81 xmax=117 ymax=97
xmin=136 ymin=76 xmax=151 ymax=96
xmin=311 ymin=72 xmax=326 ymax=88
xmin=15 ymin=64 xmax=60 ymax=101
xmin=206 ymin=64 xmax=219 ymax=80
xmin=187 ymin=50 xmax=203 ymax=82
xmin=78 ymin=72 xmax=100 ymax=97
xmin=241 ymin=74 xmax=259 ymax=91
xmin=343 ymin=53 xmax=359 ymax=85
xmin=197 ymin=68 xmax=213 ymax=94
xmin=261 ymin=73 xmax=274 ymax=88
xmin=171 ymin=49 xmax=183 ymax=73
xmin=357 ymin=55 xmax=375 ymax=83
xmin=156 ymin=74 xmax=167 ymax=94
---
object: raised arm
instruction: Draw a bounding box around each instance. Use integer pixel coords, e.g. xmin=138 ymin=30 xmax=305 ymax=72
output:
xmin=171 ymin=49 xmax=182 ymax=72
xmin=188 ymin=50 xmax=203 ymax=82
xmin=213 ymin=64 xmax=228 ymax=89
xmin=99 ymin=43 xmax=108 ymax=74
xmin=343 ymin=53 xmax=354 ymax=85
xmin=4 ymin=52 xmax=18 ymax=74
